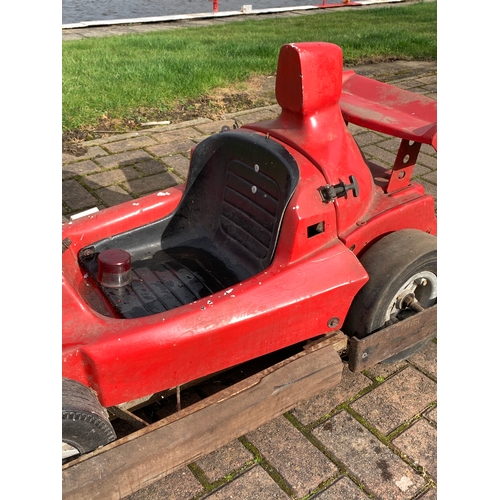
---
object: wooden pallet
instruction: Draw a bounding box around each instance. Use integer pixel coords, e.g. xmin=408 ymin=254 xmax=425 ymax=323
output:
xmin=62 ymin=333 xmax=347 ymax=500
xmin=348 ymin=305 xmax=437 ymax=372
xmin=62 ymin=306 xmax=437 ymax=500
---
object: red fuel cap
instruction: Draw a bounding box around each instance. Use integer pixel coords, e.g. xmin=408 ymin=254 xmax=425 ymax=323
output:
xmin=97 ymin=249 xmax=132 ymax=288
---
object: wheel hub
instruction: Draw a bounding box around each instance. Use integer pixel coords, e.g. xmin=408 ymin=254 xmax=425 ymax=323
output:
xmin=385 ymin=271 xmax=437 ymax=325
xmin=62 ymin=442 xmax=80 ymax=460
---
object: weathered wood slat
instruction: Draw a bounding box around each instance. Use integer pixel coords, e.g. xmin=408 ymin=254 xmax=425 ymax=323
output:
xmin=348 ymin=305 xmax=437 ymax=372
xmin=62 ymin=333 xmax=346 ymax=500
xmin=108 ymin=406 xmax=149 ymax=430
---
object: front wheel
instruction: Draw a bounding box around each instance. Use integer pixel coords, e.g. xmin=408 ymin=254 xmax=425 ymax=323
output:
xmin=343 ymin=230 xmax=437 ymax=363
xmin=62 ymin=378 xmax=117 ymax=461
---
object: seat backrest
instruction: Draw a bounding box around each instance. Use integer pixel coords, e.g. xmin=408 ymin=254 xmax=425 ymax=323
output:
xmin=162 ymin=130 xmax=299 ymax=280
xmin=275 ymin=42 xmax=343 ymax=118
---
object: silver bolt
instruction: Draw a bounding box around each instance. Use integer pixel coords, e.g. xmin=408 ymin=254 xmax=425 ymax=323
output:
xmin=327 ymin=317 xmax=339 ymax=328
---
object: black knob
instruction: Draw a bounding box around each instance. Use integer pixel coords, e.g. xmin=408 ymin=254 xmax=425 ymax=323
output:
xmin=319 ymin=175 xmax=359 ymax=202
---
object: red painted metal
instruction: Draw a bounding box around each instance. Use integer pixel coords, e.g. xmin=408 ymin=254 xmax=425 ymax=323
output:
xmin=213 ymin=0 xmax=218 ymax=14
xmin=317 ymin=0 xmax=362 ymax=8
xmin=62 ymin=42 xmax=437 ymax=408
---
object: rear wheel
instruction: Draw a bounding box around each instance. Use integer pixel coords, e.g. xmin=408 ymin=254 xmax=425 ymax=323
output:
xmin=343 ymin=230 xmax=437 ymax=363
xmin=62 ymin=378 xmax=116 ymax=461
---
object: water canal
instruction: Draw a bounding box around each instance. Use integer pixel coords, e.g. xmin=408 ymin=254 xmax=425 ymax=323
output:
xmin=62 ymin=0 xmax=343 ymax=25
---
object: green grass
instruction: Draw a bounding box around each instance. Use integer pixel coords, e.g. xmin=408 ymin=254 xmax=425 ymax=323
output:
xmin=62 ymin=1 xmax=436 ymax=131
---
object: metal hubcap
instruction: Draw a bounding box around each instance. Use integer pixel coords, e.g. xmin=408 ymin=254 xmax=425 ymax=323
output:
xmin=62 ymin=442 xmax=80 ymax=460
xmin=384 ymin=271 xmax=437 ymax=325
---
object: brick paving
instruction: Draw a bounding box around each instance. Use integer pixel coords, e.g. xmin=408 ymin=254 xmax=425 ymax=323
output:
xmin=62 ymin=21 xmax=437 ymax=498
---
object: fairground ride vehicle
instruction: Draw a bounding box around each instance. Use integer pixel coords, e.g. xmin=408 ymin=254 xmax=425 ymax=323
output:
xmin=62 ymin=42 xmax=437 ymax=460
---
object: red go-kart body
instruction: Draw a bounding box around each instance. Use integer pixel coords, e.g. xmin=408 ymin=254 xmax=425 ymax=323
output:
xmin=62 ymin=43 xmax=437 ymax=437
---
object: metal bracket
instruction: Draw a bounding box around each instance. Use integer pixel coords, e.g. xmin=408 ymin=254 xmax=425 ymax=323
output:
xmin=386 ymin=139 xmax=422 ymax=194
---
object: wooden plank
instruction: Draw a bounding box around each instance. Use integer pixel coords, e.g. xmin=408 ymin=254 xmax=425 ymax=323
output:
xmin=108 ymin=406 xmax=148 ymax=430
xmin=62 ymin=335 xmax=345 ymax=500
xmin=303 ymin=330 xmax=348 ymax=354
xmin=348 ymin=305 xmax=437 ymax=373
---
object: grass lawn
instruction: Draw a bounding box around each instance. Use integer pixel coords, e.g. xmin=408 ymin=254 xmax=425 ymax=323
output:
xmin=62 ymin=1 xmax=436 ymax=132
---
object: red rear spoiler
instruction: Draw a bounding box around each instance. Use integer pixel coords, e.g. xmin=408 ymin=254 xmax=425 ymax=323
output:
xmin=340 ymin=70 xmax=437 ymax=151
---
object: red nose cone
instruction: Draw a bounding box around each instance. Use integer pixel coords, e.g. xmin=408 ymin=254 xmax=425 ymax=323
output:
xmin=98 ymin=249 xmax=132 ymax=288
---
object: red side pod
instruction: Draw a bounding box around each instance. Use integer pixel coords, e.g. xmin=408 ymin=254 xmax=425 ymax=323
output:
xmin=63 ymin=239 xmax=368 ymax=407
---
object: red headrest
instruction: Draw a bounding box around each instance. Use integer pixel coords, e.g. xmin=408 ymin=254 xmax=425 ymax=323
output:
xmin=275 ymin=42 xmax=343 ymax=116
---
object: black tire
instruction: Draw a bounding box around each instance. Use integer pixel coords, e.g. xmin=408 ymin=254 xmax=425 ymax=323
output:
xmin=62 ymin=378 xmax=116 ymax=459
xmin=343 ymin=230 xmax=437 ymax=363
